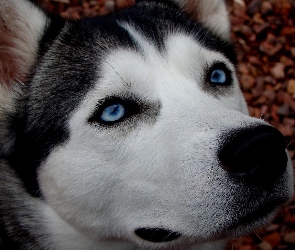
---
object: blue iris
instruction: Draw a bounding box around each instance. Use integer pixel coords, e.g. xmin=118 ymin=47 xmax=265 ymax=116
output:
xmin=210 ymin=69 xmax=226 ymax=84
xmin=100 ymin=103 xmax=126 ymax=122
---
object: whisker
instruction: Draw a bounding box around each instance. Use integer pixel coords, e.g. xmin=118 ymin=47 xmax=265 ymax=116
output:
xmin=259 ymin=97 xmax=270 ymax=120
xmin=105 ymin=60 xmax=131 ymax=88
xmin=255 ymin=233 xmax=264 ymax=242
xmin=287 ymin=140 xmax=294 ymax=148
xmin=161 ymin=231 xmax=173 ymax=242
xmin=85 ymin=233 xmax=98 ymax=248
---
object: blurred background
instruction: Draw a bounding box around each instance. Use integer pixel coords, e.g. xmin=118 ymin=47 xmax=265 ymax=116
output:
xmin=36 ymin=0 xmax=295 ymax=249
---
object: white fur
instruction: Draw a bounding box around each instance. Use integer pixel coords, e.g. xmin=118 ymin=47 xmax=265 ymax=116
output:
xmin=172 ymin=0 xmax=230 ymax=39
xmin=38 ymin=27 xmax=293 ymax=249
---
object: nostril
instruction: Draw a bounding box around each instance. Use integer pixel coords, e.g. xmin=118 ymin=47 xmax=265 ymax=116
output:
xmin=135 ymin=228 xmax=181 ymax=243
xmin=218 ymin=125 xmax=287 ymax=186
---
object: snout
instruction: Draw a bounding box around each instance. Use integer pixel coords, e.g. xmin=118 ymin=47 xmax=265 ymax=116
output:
xmin=218 ymin=125 xmax=288 ymax=186
xmin=128 ymin=125 xmax=290 ymax=246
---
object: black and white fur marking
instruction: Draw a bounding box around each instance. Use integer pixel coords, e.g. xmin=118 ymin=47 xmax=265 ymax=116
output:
xmin=0 ymin=0 xmax=293 ymax=249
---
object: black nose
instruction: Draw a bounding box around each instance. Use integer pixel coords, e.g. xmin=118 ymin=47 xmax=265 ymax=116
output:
xmin=218 ymin=125 xmax=288 ymax=186
xmin=135 ymin=228 xmax=181 ymax=242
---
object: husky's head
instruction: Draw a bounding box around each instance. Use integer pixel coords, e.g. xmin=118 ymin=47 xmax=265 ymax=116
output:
xmin=0 ymin=0 xmax=293 ymax=249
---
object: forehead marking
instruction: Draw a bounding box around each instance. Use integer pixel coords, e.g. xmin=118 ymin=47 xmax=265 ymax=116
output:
xmin=105 ymin=21 xmax=238 ymax=112
xmin=118 ymin=21 xmax=159 ymax=61
xmin=117 ymin=22 xmax=231 ymax=83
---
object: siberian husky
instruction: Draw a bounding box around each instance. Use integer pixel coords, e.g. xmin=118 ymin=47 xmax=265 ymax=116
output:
xmin=0 ymin=0 xmax=293 ymax=249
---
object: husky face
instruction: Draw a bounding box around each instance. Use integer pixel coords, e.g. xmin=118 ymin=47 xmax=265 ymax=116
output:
xmin=0 ymin=0 xmax=293 ymax=249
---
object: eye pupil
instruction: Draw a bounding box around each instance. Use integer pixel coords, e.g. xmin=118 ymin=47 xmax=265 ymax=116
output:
xmin=210 ymin=69 xmax=226 ymax=84
xmin=100 ymin=103 xmax=126 ymax=122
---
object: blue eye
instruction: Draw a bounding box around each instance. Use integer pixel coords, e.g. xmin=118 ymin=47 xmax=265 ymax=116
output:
xmin=88 ymin=98 xmax=140 ymax=126
xmin=210 ymin=69 xmax=226 ymax=84
xmin=100 ymin=103 xmax=126 ymax=122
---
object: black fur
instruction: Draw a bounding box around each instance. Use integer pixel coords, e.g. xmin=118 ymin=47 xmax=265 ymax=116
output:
xmin=8 ymin=0 xmax=236 ymax=196
xmin=0 ymin=160 xmax=48 ymax=249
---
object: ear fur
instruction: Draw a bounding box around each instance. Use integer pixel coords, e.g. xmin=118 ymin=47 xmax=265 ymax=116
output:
xmin=0 ymin=0 xmax=48 ymax=86
xmin=0 ymin=0 xmax=48 ymax=156
xmin=172 ymin=0 xmax=230 ymax=40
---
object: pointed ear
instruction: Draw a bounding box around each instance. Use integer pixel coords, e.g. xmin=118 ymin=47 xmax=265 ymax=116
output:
xmin=173 ymin=0 xmax=230 ymax=40
xmin=0 ymin=0 xmax=49 ymax=86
